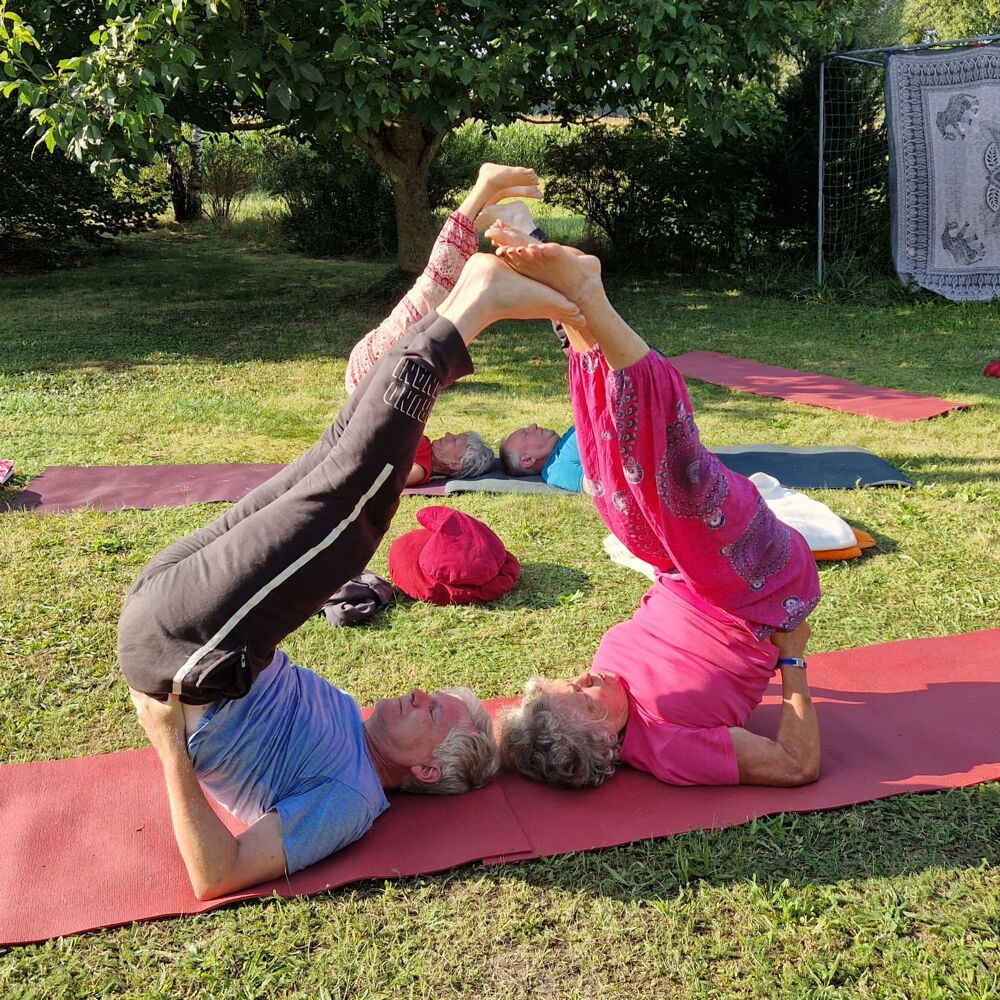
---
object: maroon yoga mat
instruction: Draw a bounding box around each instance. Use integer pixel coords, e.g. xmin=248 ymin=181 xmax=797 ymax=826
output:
xmin=670 ymin=351 xmax=969 ymax=422
xmin=2 ymin=630 xmax=998 ymax=945
xmin=1 ymin=463 xmax=448 ymax=515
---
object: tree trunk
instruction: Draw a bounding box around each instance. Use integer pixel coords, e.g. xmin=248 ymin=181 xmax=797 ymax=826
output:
xmin=365 ymin=122 xmax=445 ymax=273
xmin=163 ymin=128 xmax=205 ymax=223
xmin=186 ymin=126 xmax=204 ymax=222
xmin=163 ymin=142 xmax=189 ymax=222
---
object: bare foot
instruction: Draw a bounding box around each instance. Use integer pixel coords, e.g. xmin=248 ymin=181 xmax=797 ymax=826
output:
xmin=494 ymin=242 xmax=602 ymax=309
xmin=438 ymin=253 xmax=586 ymax=342
xmin=477 ymin=163 xmax=540 ymax=196
xmin=476 ymin=202 xmax=538 ymax=237
xmin=484 ymin=218 xmax=536 ymax=248
xmin=459 ymin=164 xmax=542 ymax=226
xmin=486 ymin=222 xmax=590 ymax=257
xmin=483 ymin=183 xmax=543 ymax=206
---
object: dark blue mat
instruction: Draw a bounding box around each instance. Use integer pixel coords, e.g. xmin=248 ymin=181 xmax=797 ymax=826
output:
xmin=443 ymin=446 xmax=912 ymax=495
xmin=711 ymin=446 xmax=912 ymax=489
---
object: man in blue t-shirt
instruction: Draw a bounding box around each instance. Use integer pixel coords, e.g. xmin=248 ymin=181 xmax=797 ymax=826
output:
xmin=123 ymin=223 xmax=587 ymax=899
xmin=497 ymin=302 xmax=582 ymax=491
xmin=499 ymin=423 xmax=582 ymax=492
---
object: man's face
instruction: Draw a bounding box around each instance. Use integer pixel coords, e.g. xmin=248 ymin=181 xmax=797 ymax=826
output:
xmin=548 ymin=670 xmax=629 ymax=738
xmin=367 ymin=688 xmax=473 ymax=782
xmin=505 ymin=424 xmax=560 ymax=473
xmin=431 ymin=432 xmax=469 ymax=473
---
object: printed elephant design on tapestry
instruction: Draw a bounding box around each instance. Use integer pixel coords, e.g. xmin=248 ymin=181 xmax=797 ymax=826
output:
xmin=941 ymin=221 xmax=986 ymax=266
xmin=936 ymin=94 xmax=979 ymax=141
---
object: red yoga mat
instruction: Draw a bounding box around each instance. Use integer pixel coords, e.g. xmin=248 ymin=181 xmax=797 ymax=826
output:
xmin=1 ymin=463 xmax=449 ymax=515
xmin=670 ymin=351 xmax=969 ymax=422
xmin=2 ymin=630 xmax=998 ymax=945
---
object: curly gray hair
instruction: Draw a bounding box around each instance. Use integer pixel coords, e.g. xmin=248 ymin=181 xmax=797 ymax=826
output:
xmin=401 ymin=687 xmax=499 ymax=795
xmin=456 ymin=432 xmax=496 ymax=479
xmin=499 ymin=677 xmax=620 ymax=788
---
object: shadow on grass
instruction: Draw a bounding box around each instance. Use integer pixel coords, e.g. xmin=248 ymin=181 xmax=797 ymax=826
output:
xmin=0 ymin=474 xmax=29 ymax=509
xmin=380 ymin=563 xmax=592 ymax=614
xmin=901 ymin=453 xmax=1000 ymax=485
xmin=844 ymin=521 xmax=899 ymax=556
xmin=197 ymin=779 xmax=998 ymax=933
xmin=486 ymin=782 xmax=1000 ymax=904
xmin=3 ymin=234 xmax=998 ymax=415
xmin=0 ymin=235 xmax=393 ymax=374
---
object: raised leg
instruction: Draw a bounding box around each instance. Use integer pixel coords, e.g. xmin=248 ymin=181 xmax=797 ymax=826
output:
xmin=120 ymin=256 xmax=583 ymax=702
xmin=494 ymin=243 xmax=820 ymax=631
xmin=120 ymin=317 xmax=472 ymax=702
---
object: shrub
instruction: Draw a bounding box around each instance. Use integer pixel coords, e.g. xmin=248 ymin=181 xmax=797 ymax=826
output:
xmin=245 ymin=131 xmax=303 ymax=195
xmin=544 ymin=123 xmax=674 ymax=262
xmin=544 ymin=96 xmax=784 ymax=270
xmin=266 ymin=141 xmax=397 ymax=259
xmin=1 ymin=109 xmax=167 ymax=267
xmin=429 ymin=120 xmax=573 ymax=211
xmin=492 ymin=120 xmax=565 ymax=173
xmin=202 ymin=136 xmax=258 ymax=226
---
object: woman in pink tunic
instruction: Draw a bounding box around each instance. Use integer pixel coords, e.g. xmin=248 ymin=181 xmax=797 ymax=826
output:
xmin=493 ymin=239 xmax=822 ymax=790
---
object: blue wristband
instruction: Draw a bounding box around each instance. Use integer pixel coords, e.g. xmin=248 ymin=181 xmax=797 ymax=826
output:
xmin=777 ymin=657 xmax=807 ymax=669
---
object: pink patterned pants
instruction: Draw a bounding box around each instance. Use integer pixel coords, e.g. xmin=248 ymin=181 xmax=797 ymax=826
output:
xmin=569 ymin=347 xmax=820 ymax=635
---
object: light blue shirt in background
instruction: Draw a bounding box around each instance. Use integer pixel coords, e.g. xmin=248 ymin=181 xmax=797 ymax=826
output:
xmin=540 ymin=426 xmax=583 ymax=492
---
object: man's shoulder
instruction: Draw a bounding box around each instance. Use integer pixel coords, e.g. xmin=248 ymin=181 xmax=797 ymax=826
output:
xmin=541 ymin=426 xmax=582 ymax=488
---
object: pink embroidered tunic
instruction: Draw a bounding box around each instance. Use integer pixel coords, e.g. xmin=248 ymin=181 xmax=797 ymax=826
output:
xmin=571 ymin=346 xmax=821 ymax=784
xmin=345 ymin=212 xmax=478 ymax=393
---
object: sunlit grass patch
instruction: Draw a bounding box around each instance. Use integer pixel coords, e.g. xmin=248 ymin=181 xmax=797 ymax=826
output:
xmin=1 ymin=232 xmax=998 ymax=997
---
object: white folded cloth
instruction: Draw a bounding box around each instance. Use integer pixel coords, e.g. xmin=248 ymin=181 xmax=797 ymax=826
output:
xmin=748 ymin=472 xmax=855 ymax=550
xmin=603 ymin=473 xmax=856 ymax=579
xmin=602 ymin=534 xmax=657 ymax=580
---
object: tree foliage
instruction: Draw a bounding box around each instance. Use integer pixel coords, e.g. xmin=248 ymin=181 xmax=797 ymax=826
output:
xmin=1 ymin=107 xmax=165 ymax=266
xmin=902 ymin=0 xmax=1000 ymax=42
xmin=2 ymin=0 xmax=827 ymax=267
xmin=3 ymin=1 xmax=825 ymax=154
xmin=268 ymin=142 xmax=397 ymax=259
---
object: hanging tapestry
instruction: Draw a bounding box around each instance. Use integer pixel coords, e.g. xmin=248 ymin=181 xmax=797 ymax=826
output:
xmin=887 ymin=44 xmax=1000 ymax=301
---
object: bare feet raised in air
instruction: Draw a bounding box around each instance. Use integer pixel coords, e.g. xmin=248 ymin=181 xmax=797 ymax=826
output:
xmin=483 ymin=218 xmax=537 ymax=249
xmin=494 ymin=242 xmax=649 ymax=369
xmin=437 ymin=253 xmax=585 ymax=343
xmin=477 ymin=162 xmax=540 ymax=195
xmin=476 ymin=202 xmax=540 ymax=238
xmin=493 ymin=242 xmax=603 ymax=313
xmin=486 ymin=221 xmax=585 ymax=255
xmin=458 ymin=164 xmax=543 ymax=224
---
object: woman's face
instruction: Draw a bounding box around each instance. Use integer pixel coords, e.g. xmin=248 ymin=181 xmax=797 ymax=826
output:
xmin=548 ymin=670 xmax=629 ymax=737
xmin=431 ymin=432 xmax=469 ymax=472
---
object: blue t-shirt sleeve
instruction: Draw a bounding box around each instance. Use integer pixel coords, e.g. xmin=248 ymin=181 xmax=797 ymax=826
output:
xmin=274 ymin=778 xmax=382 ymax=874
xmin=540 ymin=426 xmax=583 ymax=492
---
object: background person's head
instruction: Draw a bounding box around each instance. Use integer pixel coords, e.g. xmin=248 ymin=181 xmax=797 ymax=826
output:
xmin=500 ymin=671 xmax=628 ymax=788
xmin=431 ymin=432 xmax=496 ymax=479
xmin=499 ymin=423 xmax=560 ymax=477
xmin=365 ymin=686 xmax=498 ymax=794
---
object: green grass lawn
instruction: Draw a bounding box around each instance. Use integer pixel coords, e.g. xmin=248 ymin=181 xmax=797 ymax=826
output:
xmin=1 ymin=229 xmax=999 ymax=998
